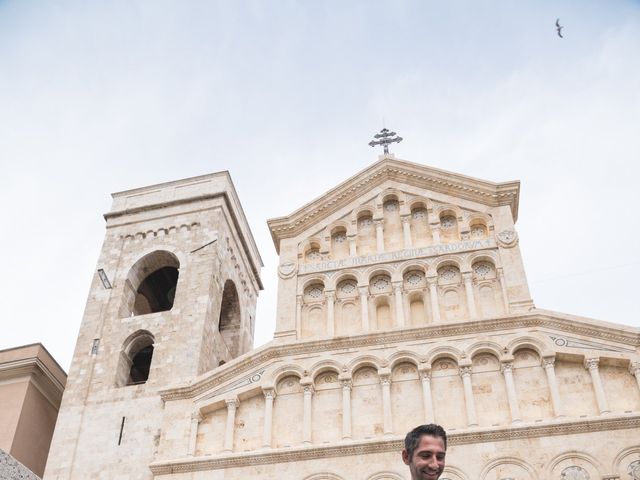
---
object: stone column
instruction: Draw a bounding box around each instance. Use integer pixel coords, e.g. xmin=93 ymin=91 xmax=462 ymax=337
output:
xmin=188 ymin=411 xmax=203 ymax=456
xmin=427 ymin=276 xmax=441 ymax=323
xmin=375 ymin=219 xmax=385 ymax=253
xmin=462 ymin=272 xmax=478 ymax=319
xmin=340 ymin=378 xmax=352 ymax=440
xmin=301 ymin=378 xmax=314 ymax=444
xmin=326 ymin=290 xmax=335 ymax=337
xmin=420 ymin=288 xmax=433 ymax=325
xmin=348 ymin=234 xmax=357 ymax=256
xmin=403 ymin=292 xmax=412 ymax=326
xmin=402 ymin=216 xmax=412 ymax=249
xmin=496 ymin=267 xmax=510 ymax=313
xmin=393 ymin=282 xmax=405 ymax=328
xmin=459 ymin=365 xmax=478 ymax=426
xmin=379 ymin=368 xmax=393 ymax=435
xmin=419 ymin=366 xmax=434 ymax=423
xmin=223 ymin=397 xmax=239 ymax=452
xmin=262 ymin=388 xmax=276 ymax=448
xmin=585 ymin=358 xmax=610 ymax=414
xmin=296 ymin=295 xmax=303 ymax=338
xmin=630 ymin=362 xmax=640 ymax=395
xmin=542 ymin=356 xmax=564 ymax=418
xmin=359 ymin=287 xmax=370 ymax=332
xmin=501 ymin=362 xmax=521 ymax=423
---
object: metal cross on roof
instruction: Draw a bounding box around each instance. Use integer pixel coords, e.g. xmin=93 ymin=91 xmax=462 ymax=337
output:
xmin=368 ymin=128 xmax=403 ymax=154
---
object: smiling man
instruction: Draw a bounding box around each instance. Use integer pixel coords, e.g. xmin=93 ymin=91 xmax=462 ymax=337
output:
xmin=402 ymin=424 xmax=448 ymax=480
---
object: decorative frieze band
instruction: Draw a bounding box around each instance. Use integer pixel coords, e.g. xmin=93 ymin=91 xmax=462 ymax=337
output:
xmin=298 ymin=238 xmax=496 ymax=275
xmin=148 ymin=415 xmax=640 ymax=474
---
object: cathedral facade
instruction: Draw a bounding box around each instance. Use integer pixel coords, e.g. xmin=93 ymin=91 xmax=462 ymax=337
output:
xmin=45 ymin=157 xmax=640 ymax=480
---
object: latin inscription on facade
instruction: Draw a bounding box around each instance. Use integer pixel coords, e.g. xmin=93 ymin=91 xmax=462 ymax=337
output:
xmin=298 ymin=238 xmax=496 ymax=274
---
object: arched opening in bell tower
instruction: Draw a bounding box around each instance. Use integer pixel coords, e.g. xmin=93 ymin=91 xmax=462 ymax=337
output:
xmin=219 ymin=280 xmax=242 ymax=357
xmin=134 ymin=266 xmax=178 ymax=314
xmin=116 ymin=330 xmax=155 ymax=387
xmin=119 ymin=250 xmax=180 ymax=318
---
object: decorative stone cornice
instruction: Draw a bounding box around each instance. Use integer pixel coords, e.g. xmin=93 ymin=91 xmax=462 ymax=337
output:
xmin=0 ymin=356 xmax=65 ymax=408
xmin=266 ymin=158 xmax=520 ymax=253
xmin=159 ymin=310 xmax=639 ymax=402
xmin=147 ymin=414 xmax=640 ymax=474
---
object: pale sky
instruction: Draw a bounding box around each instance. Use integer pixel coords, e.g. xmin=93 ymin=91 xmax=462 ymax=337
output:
xmin=1 ymin=1 xmax=639 ymax=371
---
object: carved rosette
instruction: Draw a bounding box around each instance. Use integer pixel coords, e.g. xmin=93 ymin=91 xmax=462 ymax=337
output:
xmin=628 ymin=460 xmax=640 ymax=480
xmin=278 ymin=261 xmax=298 ymax=279
xmin=560 ymin=465 xmax=590 ymax=480
xmin=496 ymin=229 xmax=518 ymax=248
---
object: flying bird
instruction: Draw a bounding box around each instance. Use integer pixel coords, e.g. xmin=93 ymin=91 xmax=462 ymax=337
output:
xmin=556 ymin=18 xmax=564 ymax=38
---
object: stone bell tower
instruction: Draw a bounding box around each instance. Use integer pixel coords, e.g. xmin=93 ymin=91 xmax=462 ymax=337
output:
xmin=44 ymin=172 xmax=262 ymax=480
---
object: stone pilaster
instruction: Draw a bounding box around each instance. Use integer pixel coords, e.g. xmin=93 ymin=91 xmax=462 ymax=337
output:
xmin=340 ymin=377 xmax=352 ymax=440
xmin=295 ymin=295 xmax=303 ymax=339
xmin=393 ymin=282 xmax=405 ymax=328
xmin=419 ymin=366 xmax=434 ymax=423
xmin=427 ymin=276 xmax=441 ymax=323
xmin=496 ymin=267 xmax=510 ymax=313
xmin=459 ymin=365 xmax=478 ymax=426
xmin=326 ymin=290 xmax=335 ymax=337
xmin=359 ymin=287 xmax=370 ymax=332
xmin=501 ymin=361 xmax=521 ymax=423
xmin=462 ymin=272 xmax=477 ymax=319
xmin=300 ymin=378 xmax=314 ymax=444
xmin=401 ymin=215 xmax=412 ymax=249
xmin=188 ymin=411 xmax=203 ymax=456
xmin=262 ymin=388 xmax=276 ymax=448
xmin=542 ymin=356 xmax=564 ymax=418
xmin=630 ymin=362 xmax=640 ymax=395
xmin=223 ymin=397 xmax=239 ymax=452
xmin=379 ymin=368 xmax=393 ymax=435
xmin=348 ymin=234 xmax=357 ymax=256
xmin=585 ymin=358 xmax=610 ymax=414
xmin=374 ymin=219 xmax=385 ymax=253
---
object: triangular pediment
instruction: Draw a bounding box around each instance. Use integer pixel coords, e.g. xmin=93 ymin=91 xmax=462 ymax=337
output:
xmin=267 ymin=155 xmax=519 ymax=252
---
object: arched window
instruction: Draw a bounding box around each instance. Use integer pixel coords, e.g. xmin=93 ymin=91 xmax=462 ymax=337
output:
xmin=439 ymin=212 xmax=460 ymax=243
xmin=330 ymin=227 xmax=349 ymax=259
xmin=116 ymin=330 xmax=155 ymax=387
xmin=119 ymin=251 xmax=180 ymax=318
xmin=219 ymin=280 xmax=242 ymax=358
xmin=134 ymin=266 xmax=178 ymax=314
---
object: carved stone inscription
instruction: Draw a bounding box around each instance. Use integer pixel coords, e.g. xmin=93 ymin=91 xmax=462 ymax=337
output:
xmin=299 ymin=238 xmax=495 ymax=274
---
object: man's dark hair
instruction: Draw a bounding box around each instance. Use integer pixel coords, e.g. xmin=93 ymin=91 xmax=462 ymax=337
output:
xmin=404 ymin=424 xmax=447 ymax=458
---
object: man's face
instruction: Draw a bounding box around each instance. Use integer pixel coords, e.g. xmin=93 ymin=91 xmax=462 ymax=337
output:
xmin=402 ymin=434 xmax=446 ymax=480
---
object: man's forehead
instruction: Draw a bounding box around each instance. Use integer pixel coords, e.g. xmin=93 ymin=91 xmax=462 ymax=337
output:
xmin=416 ymin=435 xmax=446 ymax=452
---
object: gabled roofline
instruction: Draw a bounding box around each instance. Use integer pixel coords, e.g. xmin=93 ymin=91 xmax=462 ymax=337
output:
xmin=267 ymin=155 xmax=520 ymax=253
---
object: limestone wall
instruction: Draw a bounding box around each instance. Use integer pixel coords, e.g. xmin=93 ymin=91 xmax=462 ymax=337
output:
xmin=44 ymin=173 xmax=262 ymax=480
